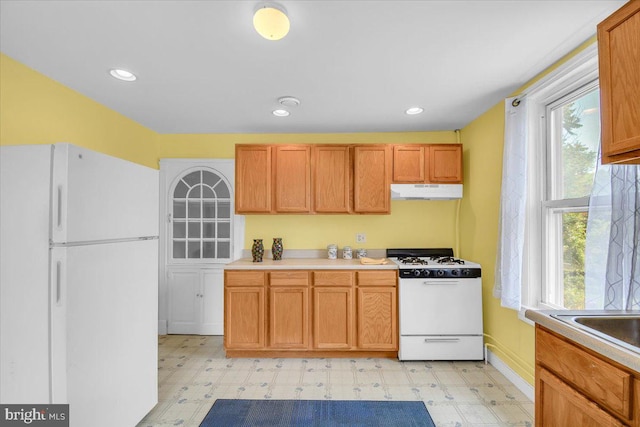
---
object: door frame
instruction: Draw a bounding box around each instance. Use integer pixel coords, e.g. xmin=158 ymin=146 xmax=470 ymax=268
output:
xmin=158 ymin=158 xmax=244 ymax=335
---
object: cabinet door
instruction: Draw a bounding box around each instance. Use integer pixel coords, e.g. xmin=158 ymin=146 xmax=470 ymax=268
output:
xmin=235 ymin=145 xmax=272 ymax=213
xmin=536 ymin=368 xmax=624 ymax=427
xmin=598 ymin=1 xmax=640 ymax=164
xmin=274 ymin=146 xmax=311 ymax=212
xmin=224 ymin=271 xmax=265 ymax=349
xmin=269 ymin=287 xmax=309 ymax=348
xmin=313 ymin=271 xmax=354 ymax=349
xmin=168 ymin=269 xmax=225 ymax=335
xmin=167 ymin=270 xmax=201 ymax=334
xmin=353 ymin=145 xmax=391 ymax=213
xmin=392 ymin=145 xmax=425 ymax=183
xmin=224 ymin=286 xmax=265 ymax=349
xmin=427 ymin=144 xmax=463 ymax=183
xmin=312 ymin=145 xmax=351 ymax=213
xmin=356 ymin=286 xmax=397 ymax=350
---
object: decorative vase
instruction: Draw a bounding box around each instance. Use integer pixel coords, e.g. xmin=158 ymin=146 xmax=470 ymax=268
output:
xmin=272 ymin=238 xmax=283 ymax=260
xmin=251 ymin=239 xmax=264 ymax=262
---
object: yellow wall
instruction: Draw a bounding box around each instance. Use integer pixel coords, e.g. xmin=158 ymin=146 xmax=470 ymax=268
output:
xmin=0 ymin=54 xmax=158 ymax=168
xmin=458 ymin=36 xmax=599 ymax=384
xmin=157 ymin=132 xmax=462 ymax=249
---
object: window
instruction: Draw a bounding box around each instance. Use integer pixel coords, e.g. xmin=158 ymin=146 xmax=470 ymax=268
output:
xmin=521 ymin=44 xmax=601 ymax=312
xmin=171 ymin=169 xmax=232 ymax=261
xmin=543 ymin=84 xmax=600 ymax=309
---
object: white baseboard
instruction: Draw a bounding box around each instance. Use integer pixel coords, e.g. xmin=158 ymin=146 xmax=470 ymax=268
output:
xmin=158 ymin=319 xmax=167 ymax=335
xmin=486 ymin=348 xmax=534 ymax=402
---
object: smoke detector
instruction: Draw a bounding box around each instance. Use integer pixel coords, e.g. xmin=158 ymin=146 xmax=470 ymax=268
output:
xmin=278 ymin=96 xmax=301 ymax=107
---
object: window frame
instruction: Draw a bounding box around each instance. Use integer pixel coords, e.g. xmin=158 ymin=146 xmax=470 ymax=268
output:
xmin=519 ymin=43 xmax=600 ymax=321
xmin=169 ymin=167 xmax=234 ymax=264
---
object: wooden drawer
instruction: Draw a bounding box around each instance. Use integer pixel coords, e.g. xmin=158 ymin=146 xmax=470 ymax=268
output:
xmin=356 ymin=270 xmax=397 ymax=287
xmin=269 ymin=271 xmax=309 ymax=286
xmin=536 ymin=327 xmax=632 ymax=420
xmin=313 ymin=271 xmax=353 ymax=287
xmin=225 ymin=271 xmax=265 ymax=287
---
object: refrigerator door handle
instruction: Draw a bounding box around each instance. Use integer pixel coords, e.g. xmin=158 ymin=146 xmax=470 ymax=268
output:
xmin=56 ymin=185 xmax=63 ymax=229
xmin=55 ymin=261 xmax=62 ymax=305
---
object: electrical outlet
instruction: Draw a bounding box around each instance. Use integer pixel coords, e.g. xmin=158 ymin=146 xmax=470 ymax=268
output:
xmin=356 ymin=233 xmax=366 ymax=243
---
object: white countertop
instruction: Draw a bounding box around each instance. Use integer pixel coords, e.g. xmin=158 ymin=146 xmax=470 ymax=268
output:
xmin=225 ymin=257 xmax=398 ymax=270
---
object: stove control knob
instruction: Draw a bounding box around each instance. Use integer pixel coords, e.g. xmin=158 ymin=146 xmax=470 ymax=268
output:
xmin=451 ymin=269 xmax=460 ymax=276
xmin=412 ymin=269 xmax=421 ymax=277
xmin=423 ymin=269 xmax=431 ymax=277
xmin=462 ymin=269 xmax=471 ymax=277
xmin=436 ymin=270 xmax=445 ymax=277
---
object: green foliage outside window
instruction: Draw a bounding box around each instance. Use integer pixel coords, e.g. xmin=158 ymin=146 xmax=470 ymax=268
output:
xmin=560 ymin=101 xmax=597 ymax=309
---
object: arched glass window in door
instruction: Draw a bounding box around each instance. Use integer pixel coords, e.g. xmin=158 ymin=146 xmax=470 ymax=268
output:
xmin=171 ymin=169 xmax=232 ymax=260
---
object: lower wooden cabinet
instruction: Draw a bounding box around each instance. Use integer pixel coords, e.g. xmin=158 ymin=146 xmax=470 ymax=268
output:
xmin=269 ymin=272 xmax=310 ymax=349
xmin=534 ymin=325 xmax=640 ymax=426
xmin=224 ymin=286 xmax=265 ymax=349
xmin=537 ymin=367 xmax=624 ymax=427
xmin=224 ymin=269 xmax=397 ymax=356
xmin=314 ymin=286 xmax=353 ymax=349
xmin=357 ymin=286 xmax=397 ymax=350
xmin=356 ymin=270 xmax=398 ymax=350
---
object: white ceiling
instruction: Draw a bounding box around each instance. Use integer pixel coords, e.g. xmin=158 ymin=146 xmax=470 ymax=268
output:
xmin=0 ymin=0 xmax=626 ymax=134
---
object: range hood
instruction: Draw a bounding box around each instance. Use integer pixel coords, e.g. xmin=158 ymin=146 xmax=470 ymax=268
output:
xmin=390 ymin=183 xmax=463 ymax=200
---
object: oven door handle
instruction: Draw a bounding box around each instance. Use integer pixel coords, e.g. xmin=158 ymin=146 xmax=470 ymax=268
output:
xmin=421 ymin=280 xmax=462 ymax=285
xmin=424 ymin=338 xmax=461 ymax=343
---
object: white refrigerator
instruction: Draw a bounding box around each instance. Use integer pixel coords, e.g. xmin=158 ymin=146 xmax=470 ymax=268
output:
xmin=0 ymin=143 xmax=159 ymax=427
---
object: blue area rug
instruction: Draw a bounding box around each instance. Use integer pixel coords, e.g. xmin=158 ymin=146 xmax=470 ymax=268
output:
xmin=199 ymin=399 xmax=436 ymax=426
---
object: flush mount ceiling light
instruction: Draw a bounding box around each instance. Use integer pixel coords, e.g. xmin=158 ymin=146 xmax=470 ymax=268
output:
xmin=253 ymin=3 xmax=290 ymax=41
xmin=278 ymin=96 xmax=300 ymax=107
xmin=109 ymin=69 xmax=137 ymax=82
xmin=272 ymin=109 xmax=290 ymax=117
xmin=405 ymin=107 xmax=424 ymax=115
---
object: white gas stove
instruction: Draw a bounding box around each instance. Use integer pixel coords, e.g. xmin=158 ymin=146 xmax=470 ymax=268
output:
xmin=387 ymin=248 xmax=484 ymax=361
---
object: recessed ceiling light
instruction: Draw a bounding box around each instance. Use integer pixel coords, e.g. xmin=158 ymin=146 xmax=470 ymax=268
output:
xmin=109 ymin=69 xmax=137 ymax=82
xmin=278 ymin=96 xmax=300 ymax=107
xmin=273 ymin=109 xmax=290 ymax=117
xmin=405 ymin=107 xmax=424 ymax=115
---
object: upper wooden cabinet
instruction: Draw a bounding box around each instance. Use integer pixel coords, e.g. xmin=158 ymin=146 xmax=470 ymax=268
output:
xmin=312 ymin=145 xmax=351 ymax=213
xmin=428 ymin=144 xmax=463 ymax=183
xmin=392 ymin=145 xmax=425 ymax=182
xmin=353 ymin=145 xmax=392 ymax=214
xmin=392 ymin=144 xmax=463 ymax=184
xmin=236 ymin=143 xmax=459 ymax=214
xmin=235 ymin=145 xmax=311 ymax=214
xmin=273 ymin=146 xmax=311 ymax=213
xmin=598 ymin=0 xmax=640 ymax=164
xmin=235 ymin=145 xmax=272 ymax=213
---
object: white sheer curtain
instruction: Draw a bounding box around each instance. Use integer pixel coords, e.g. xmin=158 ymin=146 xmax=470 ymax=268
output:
xmin=494 ymin=97 xmax=528 ymax=310
xmin=585 ymin=160 xmax=640 ymax=310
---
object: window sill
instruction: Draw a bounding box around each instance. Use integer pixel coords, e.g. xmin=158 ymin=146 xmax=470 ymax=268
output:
xmin=518 ymin=302 xmax=564 ymax=326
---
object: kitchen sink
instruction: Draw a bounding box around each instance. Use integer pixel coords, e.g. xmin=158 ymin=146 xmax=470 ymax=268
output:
xmin=552 ymin=313 xmax=640 ymax=354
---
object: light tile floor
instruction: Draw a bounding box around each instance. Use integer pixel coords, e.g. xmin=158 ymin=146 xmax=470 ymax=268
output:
xmin=137 ymin=335 xmax=533 ymax=427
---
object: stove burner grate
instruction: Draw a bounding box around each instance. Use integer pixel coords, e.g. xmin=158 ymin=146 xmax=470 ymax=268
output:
xmin=435 ymin=257 xmax=465 ymax=265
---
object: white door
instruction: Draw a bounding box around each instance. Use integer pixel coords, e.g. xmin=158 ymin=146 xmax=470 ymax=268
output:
xmin=159 ymin=159 xmax=244 ymax=335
